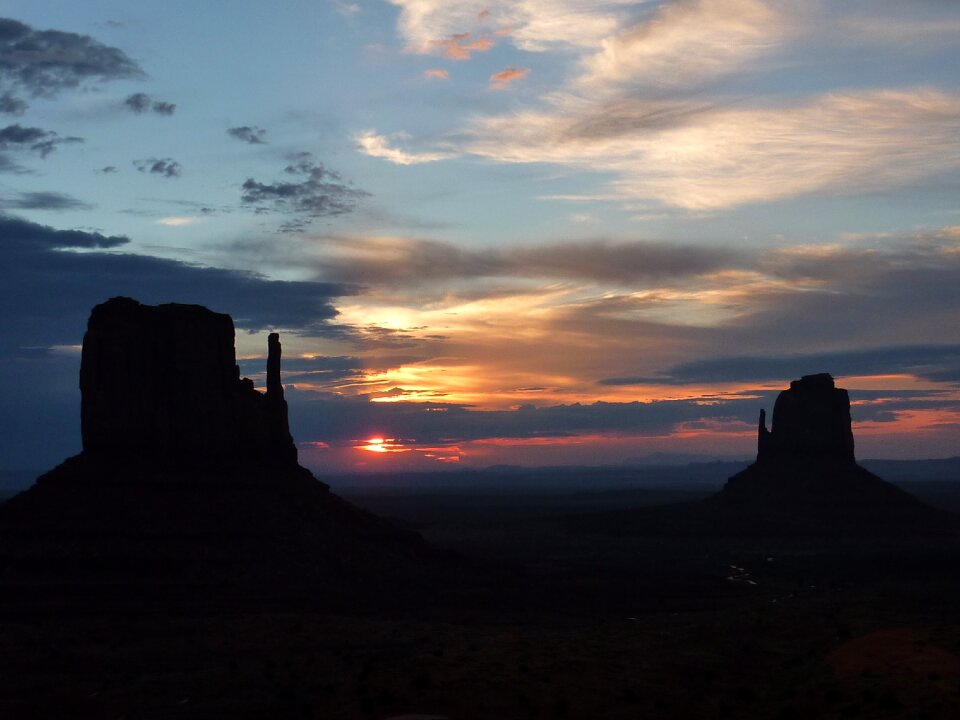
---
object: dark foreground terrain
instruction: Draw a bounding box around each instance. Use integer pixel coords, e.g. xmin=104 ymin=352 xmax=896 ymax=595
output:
xmin=1 ymin=468 xmax=959 ymax=719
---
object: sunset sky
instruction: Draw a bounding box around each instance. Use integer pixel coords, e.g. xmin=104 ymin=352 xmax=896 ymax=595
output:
xmin=2 ymin=1 xmax=960 ymax=473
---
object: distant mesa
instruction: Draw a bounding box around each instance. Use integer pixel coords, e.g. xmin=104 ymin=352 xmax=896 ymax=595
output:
xmin=0 ymin=297 xmax=442 ymax=610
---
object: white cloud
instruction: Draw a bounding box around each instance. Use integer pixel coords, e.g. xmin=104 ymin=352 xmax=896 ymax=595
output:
xmin=384 ymin=2 xmax=960 ymax=210
xmin=356 ymin=131 xmax=456 ymax=165
xmin=466 ymin=89 xmax=960 ymax=210
xmin=577 ymin=0 xmax=792 ymax=93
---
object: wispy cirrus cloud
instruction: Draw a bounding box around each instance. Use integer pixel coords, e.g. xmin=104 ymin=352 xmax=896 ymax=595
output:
xmin=386 ymin=2 xmax=960 ymax=211
xmin=577 ymin=0 xmax=791 ymax=94
xmin=356 ymin=131 xmax=456 ymax=165
xmin=424 ymin=68 xmax=449 ymax=80
xmin=467 ymin=88 xmax=960 ymax=210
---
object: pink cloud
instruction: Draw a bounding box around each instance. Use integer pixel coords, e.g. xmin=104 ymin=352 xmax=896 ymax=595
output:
xmin=433 ymin=32 xmax=494 ymax=60
xmin=489 ymin=66 xmax=528 ymax=90
xmin=424 ymin=68 xmax=449 ymax=79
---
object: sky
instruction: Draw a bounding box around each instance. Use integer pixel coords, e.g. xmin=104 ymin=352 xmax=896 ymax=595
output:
xmin=2 ymin=0 xmax=960 ymax=474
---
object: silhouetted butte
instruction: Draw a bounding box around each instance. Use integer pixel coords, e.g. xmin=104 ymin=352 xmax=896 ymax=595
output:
xmin=575 ymin=374 xmax=958 ymax=537
xmin=0 ymin=297 xmax=443 ymax=609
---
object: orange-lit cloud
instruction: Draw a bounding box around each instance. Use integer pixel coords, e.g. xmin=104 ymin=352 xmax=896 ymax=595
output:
xmin=424 ymin=68 xmax=449 ymax=79
xmin=433 ymin=32 xmax=494 ymax=60
xmin=489 ymin=66 xmax=528 ymax=90
xmin=259 ymin=222 xmax=960 ymax=471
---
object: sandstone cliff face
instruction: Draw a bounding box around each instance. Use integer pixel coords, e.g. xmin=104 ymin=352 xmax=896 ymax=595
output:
xmin=79 ymin=297 xmax=296 ymax=468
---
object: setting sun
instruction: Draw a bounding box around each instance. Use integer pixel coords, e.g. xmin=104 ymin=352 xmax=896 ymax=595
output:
xmin=356 ymin=437 xmax=410 ymax=454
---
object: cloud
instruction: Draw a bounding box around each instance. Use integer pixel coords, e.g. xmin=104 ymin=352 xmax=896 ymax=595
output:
xmin=577 ymin=0 xmax=790 ymax=93
xmin=576 ymin=228 xmax=960 ymax=386
xmin=467 ymin=88 xmax=960 ymax=210
xmin=0 ymin=154 xmax=25 ymax=173
xmin=123 ymin=92 xmax=176 ymax=115
xmin=601 ymin=345 xmax=960 ymax=387
xmin=387 ymin=1 xmax=635 ymax=54
xmin=0 ymin=215 xmax=126 ymax=249
xmin=287 ymin=388 xmax=767 ymax=446
xmin=152 ymin=101 xmax=176 ymax=115
xmin=424 ymin=69 xmax=449 ymax=80
xmin=432 ymin=32 xmax=494 ymax=60
xmin=155 ymin=216 xmax=203 ymax=227
xmin=0 ymin=92 xmax=26 ymax=114
xmin=98 ymin=165 xmax=117 ymax=174
xmin=304 ymin=235 xmax=740 ymax=286
xmin=489 ymin=67 xmax=528 ymax=90
xmin=391 ymin=3 xmax=960 ymax=210
xmin=356 ymin=131 xmax=455 ymax=165
xmin=0 ymin=123 xmax=83 ymax=157
xmin=0 ymin=214 xmax=354 ymax=343
xmin=123 ymin=93 xmax=153 ymax=115
xmin=227 ymin=125 xmax=267 ymax=144
xmin=0 ymin=17 xmax=143 ymax=111
xmin=0 ymin=191 xmax=92 ymax=211
xmin=241 ymin=153 xmax=369 ymax=224
xmin=134 ymin=157 xmax=182 ymax=178
xmin=295 ymin=225 xmax=960 ymax=421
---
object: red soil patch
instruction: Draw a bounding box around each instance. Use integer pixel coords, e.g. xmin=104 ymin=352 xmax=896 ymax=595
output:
xmin=828 ymin=628 xmax=960 ymax=694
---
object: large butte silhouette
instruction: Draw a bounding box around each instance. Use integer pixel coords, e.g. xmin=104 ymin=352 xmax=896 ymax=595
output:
xmin=0 ymin=298 xmax=443 ymax=609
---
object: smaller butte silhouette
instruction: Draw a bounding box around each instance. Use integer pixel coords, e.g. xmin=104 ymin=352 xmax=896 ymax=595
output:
xmin=0 ymin=298 xmax=440 ymax=610
xmin=572 ymin=373 xmax=957 ymax=538
xmin=715 ymin=373 xmax=956 ymax=534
